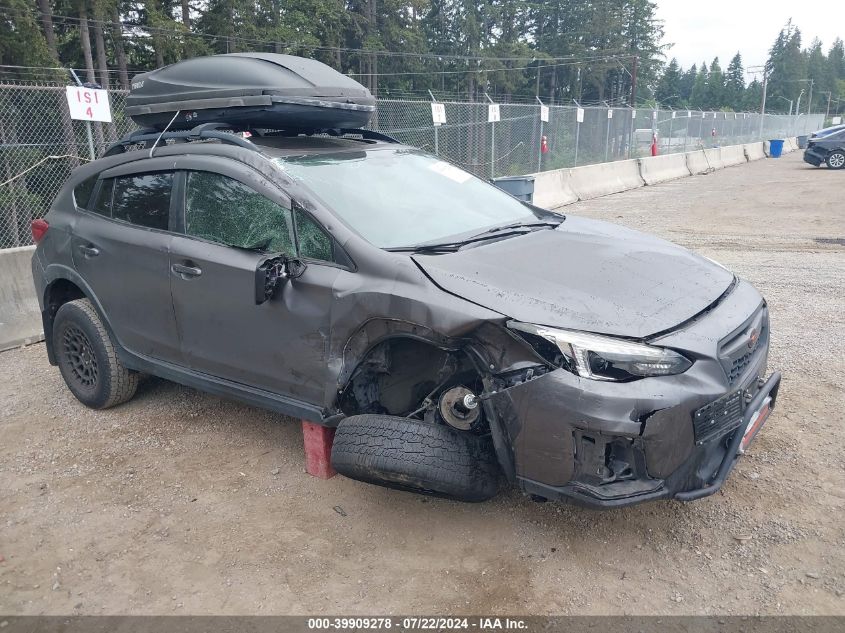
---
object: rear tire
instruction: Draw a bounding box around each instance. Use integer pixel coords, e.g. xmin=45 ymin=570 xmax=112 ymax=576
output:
xmin=826 ymin=151 xmax=845 ymax=169
xmin=53 ymin=298 xmax=138 ymax=409
xmin=331 ymin=414 xmax=501 ymax=502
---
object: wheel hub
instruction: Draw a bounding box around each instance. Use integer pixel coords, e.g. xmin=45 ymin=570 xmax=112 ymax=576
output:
xmin=438 ymin=386 xmax=481 ymax=431
xmin=62 ymin=325 xmax=99 ymax=388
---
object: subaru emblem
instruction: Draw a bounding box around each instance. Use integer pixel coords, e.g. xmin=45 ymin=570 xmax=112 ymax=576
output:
xmin=748 ymin=328 xmax=759 ymax=348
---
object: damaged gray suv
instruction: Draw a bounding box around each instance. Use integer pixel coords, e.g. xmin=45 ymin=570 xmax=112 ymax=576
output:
xmin=31 ymin=128 xmax=780 ymax=507
xmin=31 ymin=55 xmax=780 ymax=508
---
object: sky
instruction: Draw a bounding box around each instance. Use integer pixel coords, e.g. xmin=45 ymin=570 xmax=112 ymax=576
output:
xmin=656 ymin=0 xmax=845 ymax=78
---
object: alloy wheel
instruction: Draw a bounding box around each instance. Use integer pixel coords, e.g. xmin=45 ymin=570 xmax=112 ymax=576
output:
xmin=61 ymin=325 xmax=99 ymax=389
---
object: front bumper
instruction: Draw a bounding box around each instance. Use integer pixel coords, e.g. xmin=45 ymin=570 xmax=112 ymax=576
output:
xmin=516 ymin=372 xmax=780 ymax=508
xmin=490 ymin=279 xmax=780 ymax=509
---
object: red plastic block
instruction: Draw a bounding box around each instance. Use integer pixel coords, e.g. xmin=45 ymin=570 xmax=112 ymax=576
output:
xmin=302 ymin=420 xmax=336 ymax=479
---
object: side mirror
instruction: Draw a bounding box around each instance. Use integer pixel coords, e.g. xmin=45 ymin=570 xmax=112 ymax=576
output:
xmin=255 ymin=255 xmax=307 ymax=304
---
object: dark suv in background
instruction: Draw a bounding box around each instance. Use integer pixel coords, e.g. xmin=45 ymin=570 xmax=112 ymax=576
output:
xmin=804 ymin=128 xmax=845 ymax=169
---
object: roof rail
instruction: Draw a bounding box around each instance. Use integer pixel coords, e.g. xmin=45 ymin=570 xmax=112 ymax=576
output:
xmin=332 ymin=129 xmax=400 ymax=144
xmin=103 ymin=123 xmax=259 ymax=157
xmin=256 ymin=128 xmax=400 ymax=144
xmin=102 ymin=124 xmax=400 ymax=158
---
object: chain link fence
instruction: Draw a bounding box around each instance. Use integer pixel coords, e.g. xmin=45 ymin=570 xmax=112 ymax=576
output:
xmin=0 ymin=80 xmax=825 ymax=249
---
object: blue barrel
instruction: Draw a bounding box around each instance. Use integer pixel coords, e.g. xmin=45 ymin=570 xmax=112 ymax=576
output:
xmin=769 ymin=139 xmax=785 ymax=158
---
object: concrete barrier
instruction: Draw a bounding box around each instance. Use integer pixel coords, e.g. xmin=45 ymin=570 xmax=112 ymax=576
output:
xmin=567 ymin=159 xmax=644 ymax=200
xmin=530 ymin=167 xmax=578 ymax=209
xmin=763 ymin=140 xmax=771 ymax=157
xmin=744 ymin=142 xmax=767 ymax=161
xmin=720 ymin=144 xmax=747 ymax=167
xmin=703 ymin=147 xmax=725 ymax=170
xmin=0 ymin=246 xmax=43 ymax=352
xmin=686 ymin=150 xmax=712 ymax=175
xmin=638 ymin=153 xmax=691 ymax=185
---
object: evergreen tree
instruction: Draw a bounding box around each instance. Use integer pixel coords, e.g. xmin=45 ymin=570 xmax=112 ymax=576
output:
xmin=0 ymin=0 xmax=53 ymax=70
xmin=656 ymin=58 xmax=682 ymax=106
xmin=705 ymin=57 xmax=724 ymax=109
xmin=678 ymin=63 xmax=697 ymax=105
xmin=690 ymin=61 xmax=708 ymax=107
xmin=805 ymin=39 xmax=827 ymax=112
xmin=743 ymin=78 xmax=763 ymax=111
xmin=724 ymin=53 xmax=744 ymax=110
xmin=22 ymin=0 xmax=845 ymax=108
xmin=767 ymin=20 xmax=807 ymax=106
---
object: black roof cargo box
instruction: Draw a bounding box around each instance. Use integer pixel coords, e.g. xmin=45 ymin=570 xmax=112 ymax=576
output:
xmin=125 ymin=53 xmax=376 ymax=131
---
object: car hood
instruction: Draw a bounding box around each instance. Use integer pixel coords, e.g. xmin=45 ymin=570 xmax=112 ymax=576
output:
xmin=412 ymin=215 xmax=735 ymax=338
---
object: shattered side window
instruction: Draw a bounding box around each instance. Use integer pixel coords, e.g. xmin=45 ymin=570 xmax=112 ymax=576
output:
xmin=185 ymin=171 xmax=294 ymax=253
xmin=294 ymin=208 xmax=333 ymax=262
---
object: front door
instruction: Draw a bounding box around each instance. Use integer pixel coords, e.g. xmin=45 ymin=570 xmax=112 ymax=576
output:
xmin=168 ymin=167 xmax=341 ymax=406
xmin=71 ymin=168 xmax=181 ymax=363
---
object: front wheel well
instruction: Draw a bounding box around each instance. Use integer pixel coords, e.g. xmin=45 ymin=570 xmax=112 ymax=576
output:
xmin=336 ymin=337 xmax=486 ymax=428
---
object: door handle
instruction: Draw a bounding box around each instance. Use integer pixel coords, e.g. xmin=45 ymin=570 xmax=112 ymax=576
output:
xmin=77 ymin=244 xmax=99 ymax=258
xmin=171 ymin=263 xmax=202 ymax=278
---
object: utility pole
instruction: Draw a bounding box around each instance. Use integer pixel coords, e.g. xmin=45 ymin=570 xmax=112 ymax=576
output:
xmin=807 ymin=78 xmax=814 ymax=115
xmin=630 ymin=55 xmax=638 ymax=108
xmin=629 ymin=55 xmax=638 ymax=160
xmin=822 ymin=91 xmax=832 ymax=120
xmin=758 ymin=67 xmax=768 ymax=139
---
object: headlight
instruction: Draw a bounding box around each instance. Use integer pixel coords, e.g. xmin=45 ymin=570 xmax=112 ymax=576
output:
xmin=508 ymin=322 xmax=692 ymax=381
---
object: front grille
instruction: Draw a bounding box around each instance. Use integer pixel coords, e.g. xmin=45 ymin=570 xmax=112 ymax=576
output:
xmin=694 ymin=389 xmax=744 ymax=444
xmin=718 ymin=305 xmax=768 ymax=387
xmin=729 ymin=350 xmax=754 ymax=383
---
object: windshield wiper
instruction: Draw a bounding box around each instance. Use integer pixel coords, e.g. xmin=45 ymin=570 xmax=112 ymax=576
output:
xmin=389 ymin=227 xmax=552 ymax=254
xmin=482 ymin=219 xmax=563 ymax=234
xmin=387 ymin=242 xmax=463 ymax=253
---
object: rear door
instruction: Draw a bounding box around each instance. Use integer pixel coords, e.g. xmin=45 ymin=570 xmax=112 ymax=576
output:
xmin=820 ymin=130 xmax=845 ymax=156
xmin=168 ymin=158 xmax=343 ymax=405
xmin=71 ymin=161 xmax=181 ymax=363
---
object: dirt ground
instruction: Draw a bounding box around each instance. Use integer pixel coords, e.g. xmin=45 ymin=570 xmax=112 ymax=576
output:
xmin=1 ymin=153 xmax=844 ymax=616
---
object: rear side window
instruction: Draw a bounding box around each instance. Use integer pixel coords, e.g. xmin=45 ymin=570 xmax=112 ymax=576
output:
xmin=185 ymin=171 xmax=294 ymax=253
xmin=91 ymin=179 xmax=114 ymax=216
xmin=73 ymin=176 xmax=98 ymax=209
xmin=111 ymin=172 xmax=173 ymax=230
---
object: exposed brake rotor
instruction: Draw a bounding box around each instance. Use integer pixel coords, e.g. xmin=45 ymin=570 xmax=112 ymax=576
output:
xmin=438 ymin=386 xmax=481 ymax=431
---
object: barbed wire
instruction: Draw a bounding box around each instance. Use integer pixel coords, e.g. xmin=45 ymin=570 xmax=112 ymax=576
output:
xmin=0 ymin=155 xmax=91 ymax=188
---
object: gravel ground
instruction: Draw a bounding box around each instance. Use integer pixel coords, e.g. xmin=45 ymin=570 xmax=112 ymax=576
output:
xmin=1 ymin=153 xmax=844 ymax=616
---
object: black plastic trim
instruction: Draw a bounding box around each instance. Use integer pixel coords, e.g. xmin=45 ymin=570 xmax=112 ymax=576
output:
xmin=119 ymin=348 xmax=326 ymax=423
xmin=675 ymin=371 xmax=781 ymax=501
xmin=104 ymin=124 xmax=259 ymax=157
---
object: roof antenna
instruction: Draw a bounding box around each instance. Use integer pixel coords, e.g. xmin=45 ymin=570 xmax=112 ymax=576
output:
xmin=148 ymin=110 xmax=181 ymax=158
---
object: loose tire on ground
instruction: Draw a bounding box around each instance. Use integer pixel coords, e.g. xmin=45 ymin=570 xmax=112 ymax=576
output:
xmin=53 ymin=298 xmax=138 ymax=409
xmin=826 ymin=151 xmax=845 ymax=170
xmin=331 ymin=414 xmax=501 ymax=502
